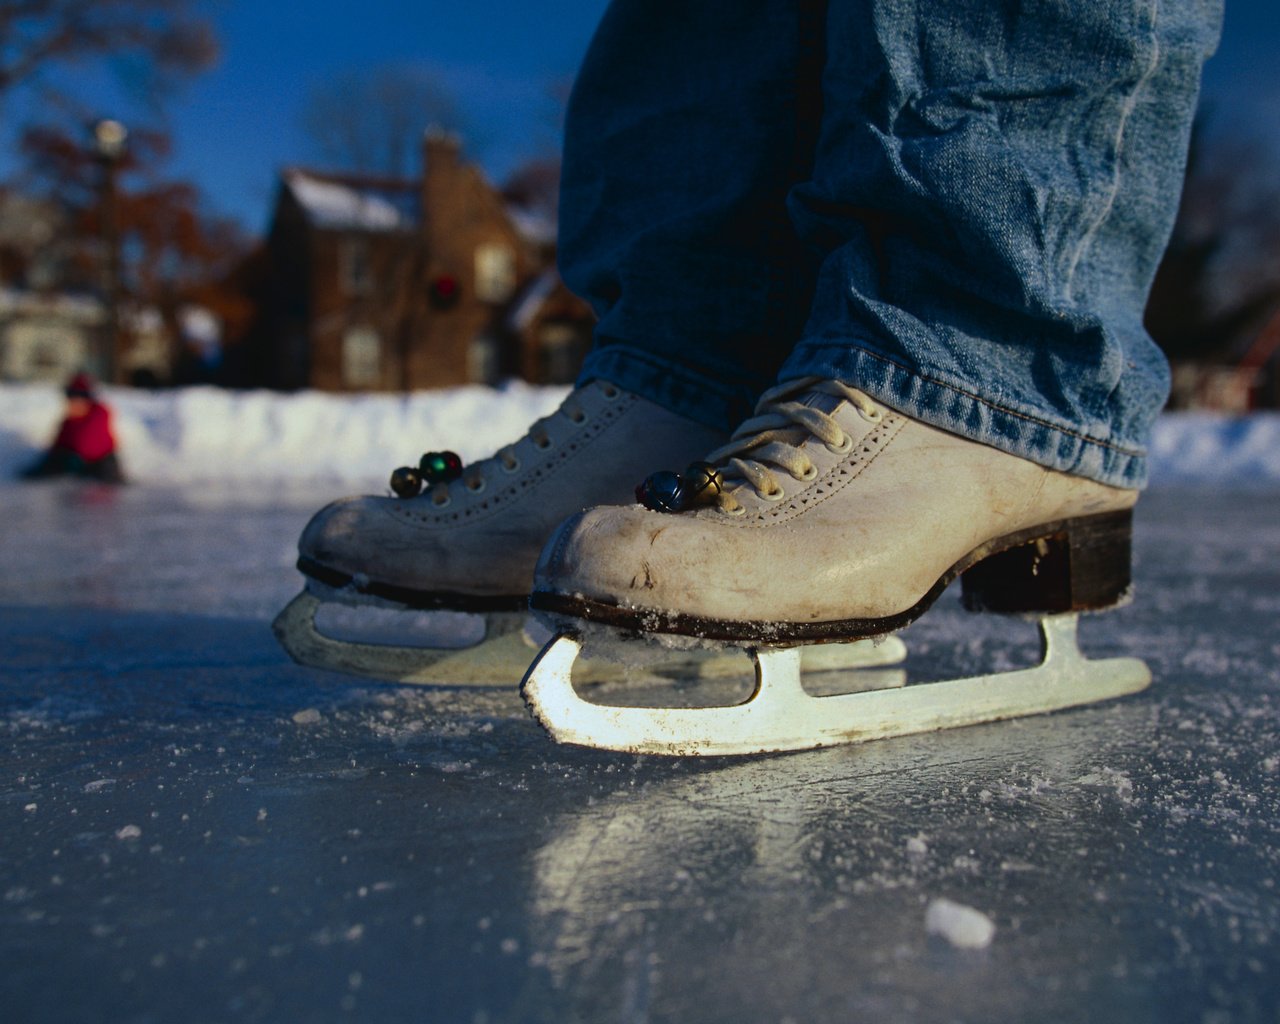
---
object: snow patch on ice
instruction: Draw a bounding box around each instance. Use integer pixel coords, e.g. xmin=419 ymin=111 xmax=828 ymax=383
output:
xmin=925 ymin=898 xmax=996 ymax=949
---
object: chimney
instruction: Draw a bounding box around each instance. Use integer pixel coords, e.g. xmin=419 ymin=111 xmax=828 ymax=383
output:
xmin=422 ymin=126 xmax=464 ymax=251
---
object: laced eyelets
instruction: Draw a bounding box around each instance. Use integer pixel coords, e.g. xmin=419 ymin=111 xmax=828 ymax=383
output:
xmin=761 ymin=486 xmax=786 ymax=502
xmin=533 ymin=436 xmax=553 ymax=451
xmin=568 ymin=411 xmax=588 ymax=425
xmin=860 ymin=407 xmax=884 ymax=423
xmin=723 ymin=505 xmax=747 ymax=517
xmin=601 ymin=385 xmax=620 ymax=400
xmin=431 ymin=493 xmax=452 ymax=508
xmin=797 ymin=464 xmax=818 ymax=482
xmin=825 ymin=433 xmax=854 ymax=455
xmin=465 ymin=478 xmax=486 ymax=494
xmin=501 ymin=458 xmax=520 ymax=474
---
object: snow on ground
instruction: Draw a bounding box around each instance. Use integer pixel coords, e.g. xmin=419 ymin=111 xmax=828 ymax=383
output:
xmin=0 ymin=381 xmax=567 ymax=488
xmin=2 ymin=381 xmax=1278 ymax=488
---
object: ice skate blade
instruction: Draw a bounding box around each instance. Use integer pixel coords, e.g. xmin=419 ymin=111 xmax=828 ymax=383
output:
xmin=273 ymin=592 xmax=905 ymax=687
xmin=520 ymin=614 xmax=1151 ymax=757
xmin=273 ymin=591 xmax=532 ymax=686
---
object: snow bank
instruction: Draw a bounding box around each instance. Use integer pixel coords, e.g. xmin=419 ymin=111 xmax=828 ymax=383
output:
xmin=2 ymin=382 xmax=1278 ymax=488
xmin=0 ymin=381 xmax=566 ymax=487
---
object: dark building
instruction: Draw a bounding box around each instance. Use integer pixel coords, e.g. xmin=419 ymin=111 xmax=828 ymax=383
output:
xmin=255 ymin=132 xmax=593 ymax=391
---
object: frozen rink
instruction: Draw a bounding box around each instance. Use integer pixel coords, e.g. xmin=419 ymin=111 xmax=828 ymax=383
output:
xmin=2 ymin=479 xmax=1278 ymax=1023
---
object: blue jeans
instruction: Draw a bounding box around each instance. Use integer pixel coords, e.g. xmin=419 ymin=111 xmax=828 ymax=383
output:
xmin=560 ymin=0 xmax=1222 ymax=488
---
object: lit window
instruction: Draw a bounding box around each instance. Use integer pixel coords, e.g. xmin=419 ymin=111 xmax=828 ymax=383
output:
xmin=474 ymin=244 xmax=516 ymax=303
xmin=342 ymin=326 xmax=381 ymax=387
xmin=468 ymin=334 xmax=499 ymax=384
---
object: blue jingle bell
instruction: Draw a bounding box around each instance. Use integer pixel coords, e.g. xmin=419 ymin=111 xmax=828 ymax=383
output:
xmin=636 ymin=469 xmax=687 ymax=513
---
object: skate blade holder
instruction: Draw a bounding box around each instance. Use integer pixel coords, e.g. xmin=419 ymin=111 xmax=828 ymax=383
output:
xmin=273 ymin=591 xmax=533 ymax=686
xmin=521 ymin=614 xmax=1150 ymax=757
xmin=274 ymin=590 xmax=906 ymax=688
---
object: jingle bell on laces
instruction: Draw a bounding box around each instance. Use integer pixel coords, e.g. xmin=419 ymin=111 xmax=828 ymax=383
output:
xmin=635 ymin=461 xmax=726 ymax=514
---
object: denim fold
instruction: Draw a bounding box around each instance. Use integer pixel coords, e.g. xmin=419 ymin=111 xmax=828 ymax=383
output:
xmin=560 ymin=0 xmax=1223 ymax=487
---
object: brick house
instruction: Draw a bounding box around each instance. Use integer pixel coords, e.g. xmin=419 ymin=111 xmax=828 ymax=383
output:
xmin=256 ymin=132 xmax=593 ymax=391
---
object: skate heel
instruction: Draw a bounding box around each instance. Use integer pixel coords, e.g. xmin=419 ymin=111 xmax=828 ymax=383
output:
xmin=960 ymin=509 xmax=1132 ymax=614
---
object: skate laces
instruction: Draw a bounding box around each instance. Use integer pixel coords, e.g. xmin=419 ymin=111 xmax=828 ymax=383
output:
xmin=426 ymin=385 xmax=608 ymax=507
xmin=707 ymin=378 xmax=882 ymax=514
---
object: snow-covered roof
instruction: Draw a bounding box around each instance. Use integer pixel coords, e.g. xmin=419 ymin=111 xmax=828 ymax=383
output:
xmin=505 ymin=204 xmax=557 ymax=247
xmin=0 ymin=286 xmax=103 ymax=322
xmin=506 ymin=269 xmax=560 ymax=333
xmin=285 ymin=171 xmax=418 ymax=232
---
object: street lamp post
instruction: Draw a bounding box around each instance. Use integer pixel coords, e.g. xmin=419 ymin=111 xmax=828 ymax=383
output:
xmin=94 ymin=119 xmax=127 ymax=384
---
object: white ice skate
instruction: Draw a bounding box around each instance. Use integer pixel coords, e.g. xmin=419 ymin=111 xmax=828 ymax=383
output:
xmin=522 ymin=378 xmax=1151 ymax=755
xmin=274 ymin=378 xmax=906 ymax=686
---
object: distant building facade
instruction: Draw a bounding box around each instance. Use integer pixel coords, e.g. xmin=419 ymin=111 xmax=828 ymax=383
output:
xmin=254 ymin=133 xmax=593 ymax=392
xmin=0 ymin=189 xmax=180 ymax=385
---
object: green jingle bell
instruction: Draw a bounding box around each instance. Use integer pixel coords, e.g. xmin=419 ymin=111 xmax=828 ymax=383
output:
xmin=681 ymin=461 xmax=725 ymax=506
xmin=420 ymin=450 xmax=463 ymax=484
xmin=390 ymin=466 xmax=423 ymax=498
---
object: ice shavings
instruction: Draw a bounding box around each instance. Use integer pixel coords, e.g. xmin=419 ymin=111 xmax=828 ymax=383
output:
xmin=925 ymin=898 xmax=996 ymax=949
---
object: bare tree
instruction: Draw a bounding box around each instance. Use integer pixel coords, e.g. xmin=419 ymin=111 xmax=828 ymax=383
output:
xmin=0 ymin=0 xmax=216 ymax=100
xmin=301 ymin=65 xmax=467 ymax=179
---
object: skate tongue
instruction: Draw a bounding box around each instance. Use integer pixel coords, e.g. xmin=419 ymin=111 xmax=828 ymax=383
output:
xmin=709 ymin=381 xmax=871 ymax=502
xmin=796 ymin=388 xmax=846 ymax=416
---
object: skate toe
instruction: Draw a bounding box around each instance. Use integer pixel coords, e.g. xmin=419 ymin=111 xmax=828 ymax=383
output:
xmin=297 ymin=495 xmax=393 ymax=573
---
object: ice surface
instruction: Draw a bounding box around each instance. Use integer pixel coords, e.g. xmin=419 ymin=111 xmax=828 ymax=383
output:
xmin=1 ymin=386 xmax=1279 ymax=1022
xmin=3 ymin=381 xmax=1278 ymax=487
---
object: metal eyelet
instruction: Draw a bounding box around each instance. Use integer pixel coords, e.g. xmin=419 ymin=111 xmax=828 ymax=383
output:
xmin=466 ymin=479 xmax=486 ymax=494
xmin=501 ymin=459 xmax=520 ymax=474
xmin=534 ymin=437 xmax=553 ymax=451
xmin=723 ymin=505 xmax=747 ymax=518
xmin=431 ymin=494 xmax=452 ymax=508
xmin=861 ymin=407 xmax=884 ymax=423
xmin=601 ymin=385 xmax=620 ymax=400
xmin=797 ymin=465 xmax=818 ymax=482
xmin=762 ymin=487 xmax=786 ymax=502
xmin=825 ymin=433 xmax=854 ymax=455
xmin=569 ymin=412 xmax=588 ymax=425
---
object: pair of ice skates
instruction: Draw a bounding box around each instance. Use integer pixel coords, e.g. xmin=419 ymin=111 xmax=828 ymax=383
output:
xmin=275 ymin=378 xmax=1149 ymax=756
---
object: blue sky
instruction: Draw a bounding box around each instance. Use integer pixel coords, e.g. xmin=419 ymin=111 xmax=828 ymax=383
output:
xmin=163 ymin=0 xmax=611 ymax=232
xmin=2 ymin=0 xmax=1274 ymax=235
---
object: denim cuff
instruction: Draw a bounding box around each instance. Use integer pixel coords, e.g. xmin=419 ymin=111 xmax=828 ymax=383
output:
xmin=577 ymin=344 xmax=760 ymax=432
xmin=781 ymin=341 xmax=1149 ymax=489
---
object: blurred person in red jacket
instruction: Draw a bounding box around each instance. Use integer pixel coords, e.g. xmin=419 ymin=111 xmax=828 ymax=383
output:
xmin=20 ymin=373 xmax=126 ymax=484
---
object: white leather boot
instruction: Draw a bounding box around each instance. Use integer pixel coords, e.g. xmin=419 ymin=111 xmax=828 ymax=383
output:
xmin=532 ymin=377 xmax=1138 ymax=641
xmin=297 ymin=379 xmax=728 ymax=610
